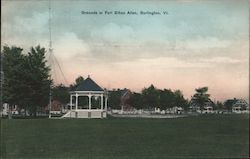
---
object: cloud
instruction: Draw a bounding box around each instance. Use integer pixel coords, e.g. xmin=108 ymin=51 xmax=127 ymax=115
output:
xmin=2 ymin=11 xmax=49 ymax=50
xmin=185 ymin=37 xmax=231 ymax=49
xmin=114 ymin=57 xmax=212 ymax=69
xmin=13 ymin=12 xmax=49 ymax=35
xmin=200 ymin=57 xmax=246 ymax=64
xmin=53 ymin=32 xmax=90 ymax=60
xmin=91 ymin=23 xmax=135 ymax=43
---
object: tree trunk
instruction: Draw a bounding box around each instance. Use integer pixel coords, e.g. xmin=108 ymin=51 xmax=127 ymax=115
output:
xmin=24 ymin=107 xmax=27 ymax=117
xmin=31 ymin=106 xmax=37 ymax=117
xmin=34 ymin=107 xmax=37 ymax=117
xmin=8 ymin=104 xmax=12 ymax=119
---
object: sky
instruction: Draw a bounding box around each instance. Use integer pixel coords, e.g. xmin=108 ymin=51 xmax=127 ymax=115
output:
xmin=1 ymin=0 xmax=249 ymax=102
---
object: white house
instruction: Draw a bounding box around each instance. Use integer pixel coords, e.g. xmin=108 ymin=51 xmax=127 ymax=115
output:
xmin=2 ymin=103 xmax=19 ymax=116
xmin=189 ymin=99 xmax=214 ymax=113
xmin=232 ymin=99 xmax=249 ymax=113
xmin=203 ymin=106 xmax=213 ymax=114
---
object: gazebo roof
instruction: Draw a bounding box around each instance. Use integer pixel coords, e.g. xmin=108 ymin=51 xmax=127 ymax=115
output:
xmin=75 ymin=76 xmax=104 ymax=92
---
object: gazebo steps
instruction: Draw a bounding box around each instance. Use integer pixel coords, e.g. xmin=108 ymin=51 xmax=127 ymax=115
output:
xmin=61 ymin=110 xmax=107 ymax=118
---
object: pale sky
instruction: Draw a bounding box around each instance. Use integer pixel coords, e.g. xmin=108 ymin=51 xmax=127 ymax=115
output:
xmin=1 ymin=0 xmax=249 ymax=102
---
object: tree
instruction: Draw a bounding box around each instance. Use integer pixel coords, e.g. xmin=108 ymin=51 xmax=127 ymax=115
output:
xmin=141 ymin=85 xmax=160 ymax=109
xmin=2 ymin=46 xmax=26 ymax=117
xmin=173 ymin=90 xmax=189 ymax=110
xmin=25 ymin=46 xmax=52 ymax=116
xmin=158 ymin=89 xmax=175 ymax=110
xmin=75 ymin=76 xmax=84 ymax=85
xmin=108 ymin=89 xmax=121 ymax=109
xmin=129 ymin=92 xmax=143 ymax=109
xmin=69 ymin=76 xmax=84 ymax=91
xmin=52 ymin=84 xmax=69 ymax=105
xmin=191 ymin=87 xmax=210 ymax=112
xmin=215 ymin=101 xmax=224 ymax=110
xmin=2 ymin=45 xmax=51 ymax=117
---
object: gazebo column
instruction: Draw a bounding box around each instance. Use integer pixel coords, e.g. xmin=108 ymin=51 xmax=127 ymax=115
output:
xmin=105 ymin=96 xmax=108 ymax=111
xmin=70 ymin=95 xmax=73 ymax=111
xmin=88 ymin=94 xmax=92 ymax=110
xmin=101 ymin=94 xmax=103 ymax=110
xmin=75 ymin=94 xmax=78 ymax=110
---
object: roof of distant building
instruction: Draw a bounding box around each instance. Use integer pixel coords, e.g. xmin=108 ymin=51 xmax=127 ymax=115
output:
xmin=121 ymin=88 xmax=130 ymax=97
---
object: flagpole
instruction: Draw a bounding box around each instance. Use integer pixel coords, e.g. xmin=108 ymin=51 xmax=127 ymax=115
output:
xmin=48 ymin=0 xmax=52 ymax=118
xmin=0 ymin=51 xmax=3 ymax=118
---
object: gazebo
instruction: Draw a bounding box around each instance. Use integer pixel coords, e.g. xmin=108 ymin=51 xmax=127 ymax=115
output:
xmin=63 ymin=76 xmax=108 ymax=118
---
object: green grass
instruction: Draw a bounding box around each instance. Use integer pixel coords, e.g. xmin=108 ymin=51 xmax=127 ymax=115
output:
xmin=1 ymin=114 xmax=249 ymax=159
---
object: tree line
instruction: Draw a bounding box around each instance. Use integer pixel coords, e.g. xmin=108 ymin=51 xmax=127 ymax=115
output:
xmin=1 ymin=45 xmax=237 ymax=117
xmin=108 ymin=85 xmax=213 ymax=111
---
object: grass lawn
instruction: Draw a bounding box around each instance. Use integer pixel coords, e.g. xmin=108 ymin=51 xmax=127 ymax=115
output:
xmin=0 ymin=114 xmax=249 ymax=159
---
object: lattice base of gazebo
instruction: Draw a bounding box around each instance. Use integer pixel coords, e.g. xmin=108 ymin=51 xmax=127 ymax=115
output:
xmin=62 ymin=110 xmax=107 ymax=118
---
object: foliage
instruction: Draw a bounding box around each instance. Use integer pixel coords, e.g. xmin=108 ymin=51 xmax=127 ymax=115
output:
xmin=52 ymin=84 xmax=69 ymax=105
xmin=69 ymin=76 xmax=84 ymax=91
xmin=2 ymin=46 xmax=26 ymax=109
xmin=191 ymin=87 xmax=211 ymax=111
xmin=108 ymin=89 xmax=121 ymax=109
xmin=26 ymin=46 xmax=51 ymax=115
xmin=141 ymin=85 xmax=159 ymax=109
xmin=2 ymin=45 xmax=51 ymax=116
xmin=173 ymin=90 xmax=189 ymax=110
xmin=224 ymin=99 xmax=237 ymax=111
xmin=129 ymin=92 xmax=143 ymax=109
xmin=215 ymin=101 xmax=224 ymax=110
xmin=128 ymin=85 xmax=189 ymax=110
xmin=158 ymin=89 xmax=175 ymax=109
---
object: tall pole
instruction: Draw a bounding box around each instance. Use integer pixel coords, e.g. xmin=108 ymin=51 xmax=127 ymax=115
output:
xmin=49 ymin=0 xmax=52 ymax=53
xmin=0 ymin=52 xmax=3 ymax=118
xmin=48 ymin=0 xmax=52 ymax=118
xmin=0 ymin=51 xmax=3 ymax=159
xmin=49 ymin=90 xmax=51 ymax=118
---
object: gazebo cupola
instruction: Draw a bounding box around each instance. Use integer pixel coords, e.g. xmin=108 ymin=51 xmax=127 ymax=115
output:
xmin=68 ymin=75 xmax=108 ymax=118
